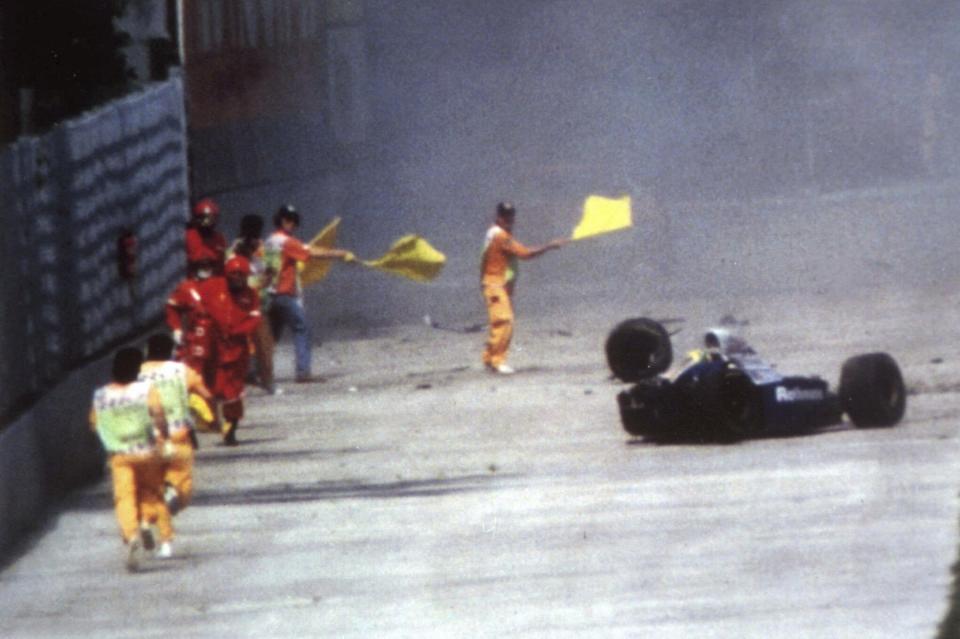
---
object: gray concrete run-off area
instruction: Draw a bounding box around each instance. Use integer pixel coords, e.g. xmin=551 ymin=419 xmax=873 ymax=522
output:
xmin=1 ymin=281 xmax=959 ymax=637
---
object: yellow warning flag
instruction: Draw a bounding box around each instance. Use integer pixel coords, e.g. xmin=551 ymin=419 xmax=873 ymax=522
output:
xmin=571 ymin=195 xmax=632 ymax=240
xmin=301 ymin=217 xmax=341 ymax=287
xmin=362 ymin=235 xmax=446 ymax=282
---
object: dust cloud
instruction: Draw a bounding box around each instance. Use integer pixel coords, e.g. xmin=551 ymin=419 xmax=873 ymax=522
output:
xmin=219 ymin=0 xmax=960 ymax=333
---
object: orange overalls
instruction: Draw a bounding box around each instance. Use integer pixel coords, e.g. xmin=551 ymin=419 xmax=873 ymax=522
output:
xmin=480 ymin=225 xmax=532 ymax=368
xmin=139 ymin=360 xmax=210 ymax=511
xmin=90 ymin=383 xmax=173 ymax=544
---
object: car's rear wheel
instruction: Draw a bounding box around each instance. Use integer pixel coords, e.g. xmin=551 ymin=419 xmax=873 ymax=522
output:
xmin=605 ymin=318 xmax=673 ymax=383
xmin=839 ymin=352 xmax=906 ymax=427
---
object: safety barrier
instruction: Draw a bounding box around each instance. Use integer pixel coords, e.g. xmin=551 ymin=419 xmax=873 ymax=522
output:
xmin=0 ymin=79 xmax=190 ymax=426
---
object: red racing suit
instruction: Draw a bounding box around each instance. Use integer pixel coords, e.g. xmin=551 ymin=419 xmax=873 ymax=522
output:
xmin=200 ymin=277 xmax=261 ymax=421
xmin=165 ymin=278 xmax=217 ymax=388
xmin=185 ymin=226 xmax=227 ymax=276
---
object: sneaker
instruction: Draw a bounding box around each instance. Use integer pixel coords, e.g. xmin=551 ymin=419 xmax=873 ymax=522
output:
xmin=164 ymin=484 xmax=181 ymax=516
xmin=157 ymin=541 xmax=173 ymax=559
xmin=493 ymin=363 xmax=515 ymax=375
xmin=125 ymin=536 xmax=143 ymax=572
xmin=295 ymin=374 xmax=326 ymax=384
xmin=140 ymin=525 xmax=156 ymax=551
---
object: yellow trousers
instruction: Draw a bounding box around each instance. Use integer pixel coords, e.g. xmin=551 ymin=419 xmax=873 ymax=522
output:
xmin=482 ymin=283 xmax=514 ymax=368
xmin=109 ymin=452 xmax=173 ymax=543
xmin=164 ymin=434 xmax=195 ymax=510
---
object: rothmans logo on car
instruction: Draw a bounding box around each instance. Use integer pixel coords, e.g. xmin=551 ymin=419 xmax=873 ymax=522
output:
xmin=775 ymin=386 xmax=825 ymax=402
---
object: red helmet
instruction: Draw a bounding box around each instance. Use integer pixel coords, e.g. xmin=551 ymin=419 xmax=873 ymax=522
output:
xmin=224 ymin=255 xmax=251 ymax=277
xmin=192 ymin=198 xmax=220 ymax=219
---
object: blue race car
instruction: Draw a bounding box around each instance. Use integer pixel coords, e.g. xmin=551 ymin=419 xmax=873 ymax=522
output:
xmin=606 ymin=318 xmax=906 ymax=442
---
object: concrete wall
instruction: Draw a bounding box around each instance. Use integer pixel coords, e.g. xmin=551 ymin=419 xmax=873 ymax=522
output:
xmin=0 ymin=78 xmax=189 ymax=423
xmin=0 ymin=78 xmax=190 ymax=558
xmin=0 ymin=353 xmax=111 ymax=557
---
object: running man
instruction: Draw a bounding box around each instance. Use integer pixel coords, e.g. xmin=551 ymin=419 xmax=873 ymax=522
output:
xmin=90 ymin=347 xmax=173 ymax=570
xmin=201 ymin=256 xmax=262 ymax=445
xmin=165 ymin=273 xmax=217 ymax=391
xmin=139 ymin=333 xmax=213 ymax=518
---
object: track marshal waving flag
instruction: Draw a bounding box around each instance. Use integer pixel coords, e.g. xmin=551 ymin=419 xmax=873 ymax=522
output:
xmin=571 ymin=195 xmax=632 ymax=240
xmin=301 ymin=217 xmax=445 ymax=286
xmin=301 ymin=217 xmax=342 ymax=286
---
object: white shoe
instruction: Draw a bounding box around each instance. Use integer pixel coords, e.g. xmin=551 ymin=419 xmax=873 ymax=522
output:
xmin=157 ymin=541 xmax=173 ymax=559
xmin=493 ymin=363 xmax=515 ymax=375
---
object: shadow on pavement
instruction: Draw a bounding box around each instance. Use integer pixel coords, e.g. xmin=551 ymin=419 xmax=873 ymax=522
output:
xmin=62 ymin=473 xmax=512 ymax=512
xmin=190 ymin=473 xmax=512 ymax=507
xmin=622 ymin=422 xmax=852 ymax=446
xmin=195 ymin=446 xmax=377 ymax=465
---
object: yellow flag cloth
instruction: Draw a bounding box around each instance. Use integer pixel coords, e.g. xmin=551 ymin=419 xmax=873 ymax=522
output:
xmin=571 ymin=195 xmax=632 ymax=240
xmin=362 ymin=235 xmax=446 ymax=282
xmin=301 ymin=217 xmax=342 ymax=287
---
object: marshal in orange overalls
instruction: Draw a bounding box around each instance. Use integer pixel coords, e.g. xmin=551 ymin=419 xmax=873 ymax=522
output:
xmin=479 ymin=203 xmax=567 ymax=372
xmin=480 ymin=224 xmax=532 ymax=369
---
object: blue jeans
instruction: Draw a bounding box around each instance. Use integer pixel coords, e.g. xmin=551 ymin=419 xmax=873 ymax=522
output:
xmin=269 ymin=294 xmax=312 ymax=377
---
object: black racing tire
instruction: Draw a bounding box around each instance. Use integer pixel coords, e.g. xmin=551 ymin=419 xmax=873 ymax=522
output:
xmin=839 ymin=352 xmax=906 ymax=428
xmin=696 ymin=366 xmax=764 ymax=441
xmin=605 ymin=318 xmax=673 ymax=383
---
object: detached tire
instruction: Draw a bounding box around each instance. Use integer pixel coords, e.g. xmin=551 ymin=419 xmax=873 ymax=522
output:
xmin=839 ymin=353 xmax=906 ymax=428
xmin=606 ymin=318 xmax=672 ymax=382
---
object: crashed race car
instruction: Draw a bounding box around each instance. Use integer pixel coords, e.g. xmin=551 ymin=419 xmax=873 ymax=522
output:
xmin=606 ymin=318 xmax=906 ymax=442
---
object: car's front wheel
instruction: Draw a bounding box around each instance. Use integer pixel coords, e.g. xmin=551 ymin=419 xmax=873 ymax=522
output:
xmin=605 ymin=317 xmax=673 ymax=383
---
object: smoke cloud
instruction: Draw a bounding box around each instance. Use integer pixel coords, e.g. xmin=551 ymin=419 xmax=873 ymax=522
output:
xmin=219 ymin=1 xmax=960 ymax=331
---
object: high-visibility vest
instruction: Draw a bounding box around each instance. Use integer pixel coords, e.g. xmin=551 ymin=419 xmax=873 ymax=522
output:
xmin=91 ymin=382 xmax=155 ymax=453
xmin=227 ymin=239 xmax=267 ymax=290
xmin=263 ymin=231 xmax=288 ymax=295
xmin=139 ymin=361 xmax=192 ymax=433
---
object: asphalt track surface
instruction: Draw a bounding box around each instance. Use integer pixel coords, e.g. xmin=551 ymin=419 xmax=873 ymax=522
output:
xmin=1 ymin=288 xmax=958 ymax=638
